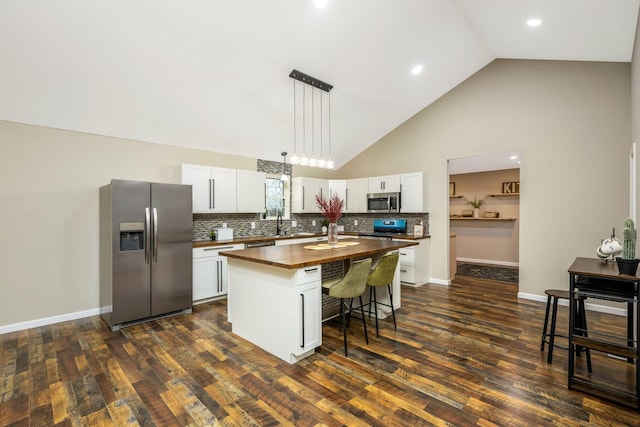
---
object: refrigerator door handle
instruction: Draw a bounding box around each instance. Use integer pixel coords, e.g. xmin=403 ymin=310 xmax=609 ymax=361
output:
xmin=145 ymin=207 xmax=151 ymax=264
xmin=153 ymin=207 xmax=159 ymax=263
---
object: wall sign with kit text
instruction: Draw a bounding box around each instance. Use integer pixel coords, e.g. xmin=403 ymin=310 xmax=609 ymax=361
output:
xmin=502 ymin=181 xmax=520 ymax=194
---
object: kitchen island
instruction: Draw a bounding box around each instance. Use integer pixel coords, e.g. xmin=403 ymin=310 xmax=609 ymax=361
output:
xmin=220 ymin=238 xmax=418 ymax=363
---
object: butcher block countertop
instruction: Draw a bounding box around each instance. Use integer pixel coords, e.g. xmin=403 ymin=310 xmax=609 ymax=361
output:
xmin=219 ymin=238 xmax=418 ymax=269
xmin=193 ymin=232 xmax=428 ymax=249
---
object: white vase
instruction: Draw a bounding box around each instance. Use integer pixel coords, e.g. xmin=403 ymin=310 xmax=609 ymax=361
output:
xmin=474 ymin=208 xmax=480 ymax=218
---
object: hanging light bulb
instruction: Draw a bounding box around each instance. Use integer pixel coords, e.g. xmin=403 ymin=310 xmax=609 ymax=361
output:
xmin=280 ymin=151 xmax=289 ymax=181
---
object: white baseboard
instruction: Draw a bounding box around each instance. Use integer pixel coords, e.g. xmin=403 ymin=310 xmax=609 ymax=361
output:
xmin=518 ymin=292 xmax=627 ymax=317
xmin=457 ymin=257 xmax=519 ymax=268
xmin=0 ymin=308 xmax=103 ymax=335
xmin=428 ymin=278 xmax=451 ymax=286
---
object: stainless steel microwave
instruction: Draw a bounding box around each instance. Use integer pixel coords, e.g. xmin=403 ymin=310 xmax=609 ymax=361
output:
xmin=367 ymin=192 xmax=401 ymax=213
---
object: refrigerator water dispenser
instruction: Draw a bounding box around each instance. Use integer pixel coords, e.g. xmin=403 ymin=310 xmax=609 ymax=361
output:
xmin=120 ymin=222 xmax=144 ymax=251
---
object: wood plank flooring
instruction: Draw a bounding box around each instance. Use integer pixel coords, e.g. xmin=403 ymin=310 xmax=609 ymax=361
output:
xmin=2 ymin=276 xmax=640 ymax=426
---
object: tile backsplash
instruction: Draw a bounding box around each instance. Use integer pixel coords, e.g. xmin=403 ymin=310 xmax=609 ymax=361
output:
xmin=192 ymin=212 xmax=429 ymax=241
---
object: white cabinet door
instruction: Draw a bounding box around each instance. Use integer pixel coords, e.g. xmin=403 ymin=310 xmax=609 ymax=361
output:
xmin=317 ymin=179 xmax=330 ymax=200
xmin=193 ymin=245 xmax=243 ymax=302
xmin=237 ymin=170 xmax=266 ymax=213
xmin=369 ymin=175 xmax=401 ymax=193
xmin=345 ymin=178 xmax=369 ymax=213
xmin=182 ymin=164 xmax=214 ymax=213
xmin=329 ymin=179 xmax=345 ymax=199
xmin=211 ymin=167 xmax=237 ymax=212
xmin=182 ymin=164 xmax=237 ymax=213
xmin=193 ymin=252 xmax=219 ymax=301
xmin=292 ymin=177 xmax=319 ymax=213
xmin=296 ymin=281 xmax=322 ymax=354
xmin=398 ymin=246 xmax=416 ymax=284
xmin=400 ymin=172 xmax=427 ymax=213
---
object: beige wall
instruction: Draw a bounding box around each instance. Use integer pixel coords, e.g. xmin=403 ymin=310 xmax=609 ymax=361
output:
xmin=342 ymin=59 xmax=631 ymax=299
xmin=0 ymin=121 xmax=256 ymax=328
xmin=450 ymin=169 xmax=520 ymax=265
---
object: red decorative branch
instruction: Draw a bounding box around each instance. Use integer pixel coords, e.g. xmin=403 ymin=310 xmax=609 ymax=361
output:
xmin=315 ymin=193 xmax=344 ymax=223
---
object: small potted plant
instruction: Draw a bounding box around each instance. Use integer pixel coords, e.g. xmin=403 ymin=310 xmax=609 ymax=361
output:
xmin=467 ymin=196 xmax=484 ymax=219
xmin=616 ymin=217 xmax=639 ymax=275
xmin=209 ymin=230 xmax=216 ymax=241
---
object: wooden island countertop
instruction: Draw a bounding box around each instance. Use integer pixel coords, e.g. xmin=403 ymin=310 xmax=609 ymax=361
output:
xmin=220 ymin=238 xmax=418 ymax=269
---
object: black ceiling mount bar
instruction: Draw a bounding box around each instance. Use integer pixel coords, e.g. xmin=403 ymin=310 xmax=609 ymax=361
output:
xmin=289 ymin=69 xmax=333 ymax=92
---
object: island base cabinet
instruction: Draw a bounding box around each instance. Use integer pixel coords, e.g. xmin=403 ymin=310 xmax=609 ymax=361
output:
xmin=227 ymin=258 xmax=322 ymax=364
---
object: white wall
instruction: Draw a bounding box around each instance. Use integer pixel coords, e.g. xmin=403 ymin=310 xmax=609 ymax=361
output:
xmin=338 ymin=60 xmax=631 ymax=300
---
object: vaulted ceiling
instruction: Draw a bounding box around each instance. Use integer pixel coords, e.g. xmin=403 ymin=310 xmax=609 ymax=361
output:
xmin=1 ymin=0 xmax=638 ymax=168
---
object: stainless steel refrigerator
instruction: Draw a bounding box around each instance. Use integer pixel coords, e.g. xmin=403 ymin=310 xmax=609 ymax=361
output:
xmin=100 ymin=179 xmax=193 ymax=331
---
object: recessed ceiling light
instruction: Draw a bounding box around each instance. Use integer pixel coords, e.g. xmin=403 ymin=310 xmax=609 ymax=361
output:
xmin=510 ymin=155 xmax=518 ymax=160
xmin=527 ymin=18 xmax=542 ymax=27
xmin=411 ymin=65 xmax=423 ymax=75
xmin=314 ymin=0 xmax=328 ymax=8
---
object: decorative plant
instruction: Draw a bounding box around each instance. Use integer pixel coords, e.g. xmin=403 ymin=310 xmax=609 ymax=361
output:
xmin=209 ymin=230 xmax=216 ymax=240
xmin=622 ymin=217 xmax=637 ymax=260
xmin=467 ymin=197 xmax=484 ymax=209
xmin=315 ymin=193 xmax=344 ymax=223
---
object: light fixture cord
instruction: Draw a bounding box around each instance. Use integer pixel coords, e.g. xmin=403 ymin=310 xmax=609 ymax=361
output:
xmin=293 ymin=80 xmax=296 ymax=155
xmin=302 ymin=83 xmax=306 ymax=156
xmin=328 ymin=91 xmax=331 ymax=159
xmin=320 ymin=90 xmax=323 ymax=158
xmin=311 ymin=87 xmax=315 ymax=158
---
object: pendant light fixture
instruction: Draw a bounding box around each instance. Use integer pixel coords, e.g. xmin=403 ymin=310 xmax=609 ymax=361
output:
xmin=289 ymin=69 xmax=334 ymax=169
xmin=280 ymin=151 xmax=289 ymax=181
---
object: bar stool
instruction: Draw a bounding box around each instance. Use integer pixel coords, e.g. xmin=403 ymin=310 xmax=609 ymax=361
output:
xmin=366 ymin=252 xmax=400 ymax=337
xmin=322 ymin=258 xmax=372 ymax=357
xmin=540 ymin=289 xmax=592 ymax=372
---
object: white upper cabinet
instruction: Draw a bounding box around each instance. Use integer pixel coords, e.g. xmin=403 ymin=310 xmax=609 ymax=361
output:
xmin=329 ymin=180 xmax=346 ymax=199
xmin=368 ymin=175 xmax=401 ymax=193
xmin=292 ymin=177 xmax=329 ymax=213
xmin=182 ymin=164 xmax=236 ymax=213
xmin=400 ymin=172 xmax=428 ymax=213
xmin=344 ymin=178 xmax=369 ymax=213
xmin=236 ymin=170 xmax=266 ymax=213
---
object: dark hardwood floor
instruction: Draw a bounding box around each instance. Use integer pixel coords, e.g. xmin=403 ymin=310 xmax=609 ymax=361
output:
xmin=1 ymin=275 xmax=639 ymax=426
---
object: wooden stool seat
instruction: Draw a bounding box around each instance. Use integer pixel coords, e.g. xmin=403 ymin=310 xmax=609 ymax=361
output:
xmin=541 ymin=289 xmax=592 ymax=372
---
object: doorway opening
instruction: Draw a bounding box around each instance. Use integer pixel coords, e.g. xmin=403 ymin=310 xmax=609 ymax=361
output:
xmin=448 ymin=152 xmax=521 ymax=286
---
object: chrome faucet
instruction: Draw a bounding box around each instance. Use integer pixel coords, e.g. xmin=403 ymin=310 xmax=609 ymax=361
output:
xmin=276 ymin=215 xmax=283 ymax=236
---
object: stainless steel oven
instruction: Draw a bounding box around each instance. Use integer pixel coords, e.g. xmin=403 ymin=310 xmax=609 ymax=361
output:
xmin=367 ymin=192 xmax=401 ymax=213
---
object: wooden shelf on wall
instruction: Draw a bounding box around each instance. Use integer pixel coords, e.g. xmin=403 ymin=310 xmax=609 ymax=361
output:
xmin=486 ymin=193 xmax=520 ymax=198
xmin=449 ymin=195 xmax=464 ymax=199
xmin=449 ymin=217 xmax=516 ymax=221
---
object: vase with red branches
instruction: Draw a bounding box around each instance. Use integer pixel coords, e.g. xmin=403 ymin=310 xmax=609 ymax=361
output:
xmin=315 ymin=193 xmax=344 ymax=246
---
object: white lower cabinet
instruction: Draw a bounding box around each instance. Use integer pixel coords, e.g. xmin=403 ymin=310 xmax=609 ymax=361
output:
xmin=192 ymin=244 xmax=244 ymax=302
xmin=228 ymin=259 xmax=322 ymax=363
xmin=296 ymin=273 xmax=322 ymax=354
xmin=395 ymin=239 xmax=429 ymax=286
